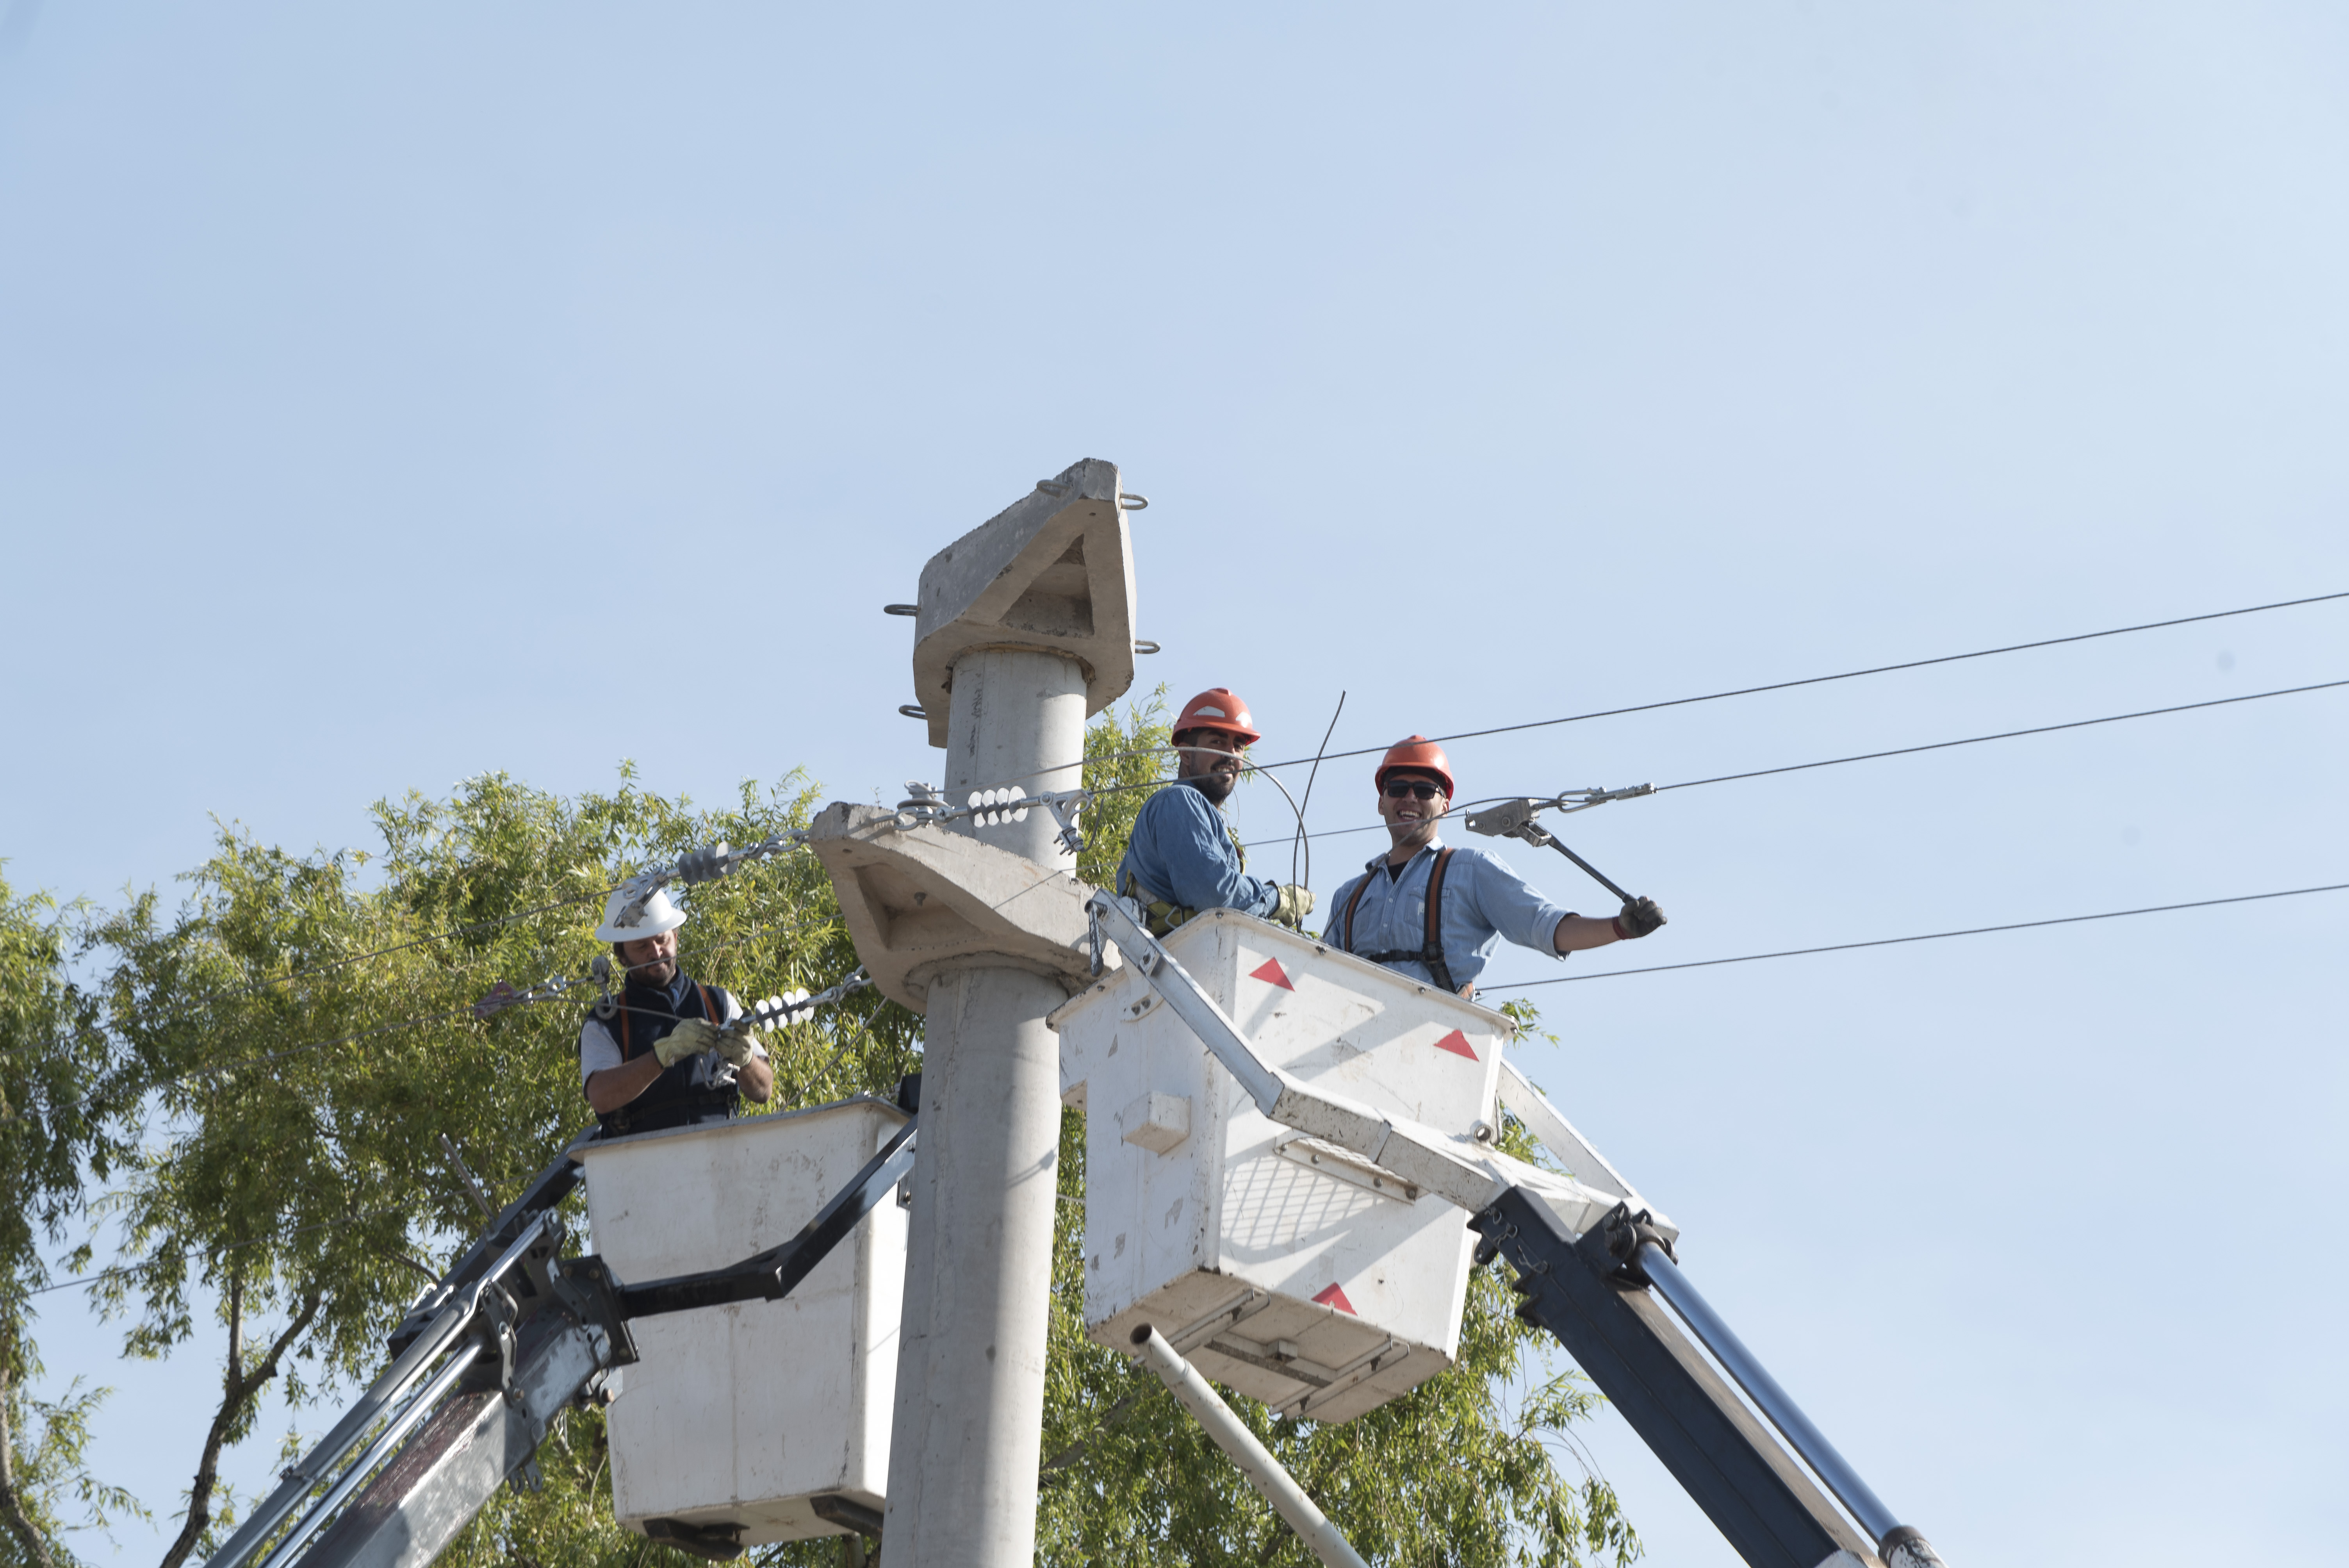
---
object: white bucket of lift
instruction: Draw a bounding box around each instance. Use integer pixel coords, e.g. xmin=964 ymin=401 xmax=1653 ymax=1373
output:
xmin=1050 ymin=908 xmax=1512 ymax=1423
xmin=574 ymin=1095 xmax=907 ymax=1547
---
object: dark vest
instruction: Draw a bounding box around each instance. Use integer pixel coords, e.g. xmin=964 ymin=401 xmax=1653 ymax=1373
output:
xmin=592 ymin=975 xmax=738 ymax=1138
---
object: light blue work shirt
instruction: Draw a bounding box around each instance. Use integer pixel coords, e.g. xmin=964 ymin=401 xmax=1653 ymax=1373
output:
xmin=1321 ymin=838 xmax=1578 ymax=991
xmin=1114 ymin=781 xmax=1280 ymax=919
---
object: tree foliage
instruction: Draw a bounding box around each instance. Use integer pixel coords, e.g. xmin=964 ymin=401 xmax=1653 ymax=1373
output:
xmin=7 ymin=706 xmax=1635 ymax=1568
xmin=1 ymin=873 xmax=144 ymax=1568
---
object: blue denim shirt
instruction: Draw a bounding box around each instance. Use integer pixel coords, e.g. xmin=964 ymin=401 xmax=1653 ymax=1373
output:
xmin=1114 ymin=781 xmax=1280 ymax=918
xmin=1321 ymin=839 xmax=1577 ymax=991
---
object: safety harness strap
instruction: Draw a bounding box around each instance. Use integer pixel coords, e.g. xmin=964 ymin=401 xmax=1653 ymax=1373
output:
xmin=1341 ymin=846 xmax=1460 ymax=995
xmin=595 ymin=980 xmax=734 ymax=1139
xmin=610 ymin=981 xmax=718 ymax=1059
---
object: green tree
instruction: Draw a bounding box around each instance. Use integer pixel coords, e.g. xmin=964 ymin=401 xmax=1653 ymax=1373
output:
xmin=51 ymin=709 xmax=1632 ymax=1568
xmin=0 ymin=874 xmax=142 ymax=1568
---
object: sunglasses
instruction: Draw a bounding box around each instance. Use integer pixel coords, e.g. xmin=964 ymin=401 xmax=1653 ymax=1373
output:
xmin=1383 ymin=780 xmax=1444 ymax=801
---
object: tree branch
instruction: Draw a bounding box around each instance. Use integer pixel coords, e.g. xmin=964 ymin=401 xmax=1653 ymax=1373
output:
xmin=157 ymin=1275 xmax=324 ymax=1568
xmin=0 ymin=1339 xmax=59 ymax=1568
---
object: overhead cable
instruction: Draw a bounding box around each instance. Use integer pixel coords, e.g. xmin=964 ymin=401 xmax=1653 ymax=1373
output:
xmin=131 ymin=832 xmax=817 ymax=1035
xmin=1242 ymin=676 xmax=2349 ymax=850
xmin=971 ymin=588 xmax=2347 ymax=804
xmin=1481 ymin=882 xmax=2349 ymax=992
xmin=1655 ymin=679 xmax=2349 ymax=793
xmin=116 ymin=907 xmax=852 ymax=1098
xmin=1231 ymin=588 xmax=2349 ymax=776
xmin=23 ymin=1209 xmax=405 ymax=1299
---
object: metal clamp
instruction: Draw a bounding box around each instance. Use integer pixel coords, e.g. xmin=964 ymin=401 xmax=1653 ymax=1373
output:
xmin=1462 ymin=789 xmax=1651 ymax=905
xmin=1041 ymin=789 xmax=1087 ymax=855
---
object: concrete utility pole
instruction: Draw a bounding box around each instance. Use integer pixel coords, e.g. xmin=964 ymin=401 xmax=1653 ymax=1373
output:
xmin=809 ymin=460 xmax=1140 ymax=1568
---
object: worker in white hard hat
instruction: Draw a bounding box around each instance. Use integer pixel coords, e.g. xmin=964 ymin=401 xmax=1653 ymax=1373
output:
xmin=579 ymin=885 xmax=773 ymax=1136
xmin=1114 ymin=686 xmax=1313 ymax=937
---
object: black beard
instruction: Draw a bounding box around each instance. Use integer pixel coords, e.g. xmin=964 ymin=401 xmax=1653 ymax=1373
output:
xmin=1182 ymin=771 xmax=1237 ymax=805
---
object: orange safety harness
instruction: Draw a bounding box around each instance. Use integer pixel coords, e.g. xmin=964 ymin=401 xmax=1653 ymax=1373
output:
xmin=1339 ymin=846 xmax=1461 ymax=997
xmin=595 ymin=980 xmax=737 ymax=1136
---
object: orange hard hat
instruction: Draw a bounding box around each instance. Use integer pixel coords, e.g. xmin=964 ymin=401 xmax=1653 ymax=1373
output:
xmin=1174 ymin=688 xmax=1262 ymax=746
xmin=1376 ymin=736 xmax=1454 ymax=798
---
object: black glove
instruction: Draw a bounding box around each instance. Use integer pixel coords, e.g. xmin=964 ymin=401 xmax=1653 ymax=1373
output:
xmin=1612 ymin=896 xmax=1666 ymax=940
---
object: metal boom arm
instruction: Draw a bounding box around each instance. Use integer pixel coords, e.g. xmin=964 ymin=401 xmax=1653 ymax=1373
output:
xmin=207 ymin=1117 xmax=921 ymax=1568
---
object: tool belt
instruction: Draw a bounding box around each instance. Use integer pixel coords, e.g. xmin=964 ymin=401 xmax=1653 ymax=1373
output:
xmin=1339 ymin=846 xmax=1461 ymax=996
xmin=1120 ymin=872 xmax=1197 ymax=938
xmin=1122 ymin=801 xmax=1253 ymax=937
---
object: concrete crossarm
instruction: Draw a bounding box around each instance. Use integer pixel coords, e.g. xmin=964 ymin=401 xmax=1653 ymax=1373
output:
xmin=1083 ymin=892 xmax=1659 ymax=1242
xmin=911 ymin=457 xmax=1139 ymax=748
xmin=812 ymin=802 xmax=1109 ymax=1012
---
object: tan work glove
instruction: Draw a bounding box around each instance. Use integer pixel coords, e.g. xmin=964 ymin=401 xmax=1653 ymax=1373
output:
xmin=654 ymin=1017 xmax=725 ymax=1067
xmin=713 ymin=1030 xmax=759 ymax=1068
xmin=1272 ymin=885 xmax=1315 ymax=930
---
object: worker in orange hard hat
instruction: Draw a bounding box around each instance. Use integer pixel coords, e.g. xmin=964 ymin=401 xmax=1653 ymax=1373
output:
xmin=1324 ymin=736 xmax=1666 ymax=998
xmin=1112 ymin=687 xmax=1313 ymax=936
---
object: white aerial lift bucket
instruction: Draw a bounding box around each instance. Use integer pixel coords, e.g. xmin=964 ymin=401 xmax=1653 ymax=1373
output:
xmin=1051 ymin=908 xmax=1512 ymax=1423
xmin=574 ymin=1095 xmax=908 ymax=1547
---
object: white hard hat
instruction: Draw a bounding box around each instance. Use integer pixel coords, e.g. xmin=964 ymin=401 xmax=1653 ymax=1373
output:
xmin=596 ymin=884 xmax=687 ymax=944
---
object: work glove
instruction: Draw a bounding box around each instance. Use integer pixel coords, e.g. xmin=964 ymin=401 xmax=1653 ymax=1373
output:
xmin=1272 ymin=884 xmax=1315 ymax=930
xmin=713 ymin=1030 xmax=759 ymax=1068
xmin=654 ymin=1017 xmax=726 ymax=1067
xmin=1611 ymin=896 xmax=1666 ymax=940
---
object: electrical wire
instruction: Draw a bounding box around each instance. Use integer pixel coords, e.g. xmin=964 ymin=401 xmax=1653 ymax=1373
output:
xmin=21 ymin=1209 xmax=406 ymax=1299
xmin=97 ymin=839 xmax=820 ymax=1042
xmin=1232 ymin=587 xmax=2349 ymax=776
xmin=115 ymin=907 xmax=854 ymax=1099
xmin=1479 ymin=882 xmax=2349 ymax=992
xmin=1292 ymin=691 xmax=1347 ymax=893
xmin=1240 ymin=676 xmax=2349 ymax=851
xmin=1654 ymin=679 xmax=2349 ymax=792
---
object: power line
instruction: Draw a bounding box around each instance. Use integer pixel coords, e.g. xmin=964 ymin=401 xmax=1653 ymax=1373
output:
xmin=1230 ymin=588 xmax=2348 ymax=776
xmin=22 ymin=1210 xmax=405 ymax=1299
xmin=119 ymin=839 xmax=821 ymax=1036
xmin=116 ymin=907 xmax=854 ymax=1099
xmin=1479 ymin=882 xmax=2349 ymax=991
xmin=127 ymin=889 xmax=610 ymax=1025
xmin=1241 ymin=676 xmax=2348 ymax=851
xmin=1656 ymin=679 xmax=2349 ymax=793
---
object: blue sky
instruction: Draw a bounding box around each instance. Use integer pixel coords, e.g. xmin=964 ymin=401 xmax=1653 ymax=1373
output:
xmin=4 ymin=4 xmax=2345 ymax=1563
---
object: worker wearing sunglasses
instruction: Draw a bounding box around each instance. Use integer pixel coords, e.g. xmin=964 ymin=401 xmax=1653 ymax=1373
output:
xmin=1324 ymin=736 xmax=1666 ymax=999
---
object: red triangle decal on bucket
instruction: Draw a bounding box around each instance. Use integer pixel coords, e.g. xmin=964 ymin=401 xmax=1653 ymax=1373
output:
xmin=1433 ymin=1029 xmax=1479 ymax=1061
xmin=1312 ymin=1283 xmax=1356 ymax=1315
xmin=1249 ymin=958 xmax=1294 ymax=990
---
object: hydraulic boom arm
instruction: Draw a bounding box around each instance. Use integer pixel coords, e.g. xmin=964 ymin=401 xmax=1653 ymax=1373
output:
xmin=205 ymin=1116 xmax=921 ymax=1568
